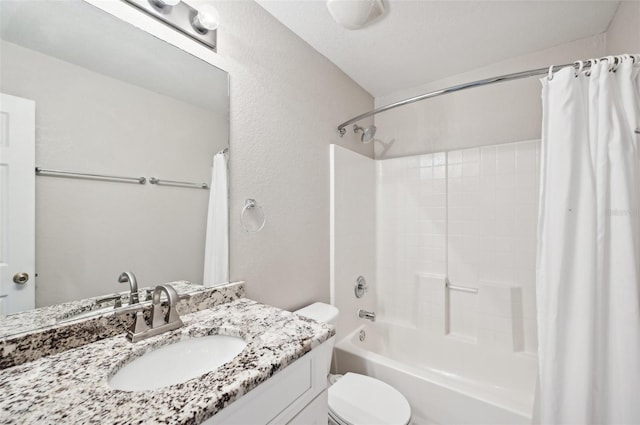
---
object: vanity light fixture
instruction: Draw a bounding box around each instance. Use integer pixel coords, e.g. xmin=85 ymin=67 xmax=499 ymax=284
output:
xmin=124 ymin=0 xmax=218 ymax=51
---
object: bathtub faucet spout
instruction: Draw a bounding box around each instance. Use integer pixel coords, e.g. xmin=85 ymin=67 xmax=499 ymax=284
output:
xmin=358 ymin=309 xmax=376 ymax=322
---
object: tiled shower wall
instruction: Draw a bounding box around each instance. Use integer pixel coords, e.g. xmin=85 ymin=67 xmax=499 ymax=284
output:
xmin=376 ymin=140 xmax=540 ymax=353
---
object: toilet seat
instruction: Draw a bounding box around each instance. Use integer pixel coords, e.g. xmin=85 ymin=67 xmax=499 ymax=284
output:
xmin=328 ymin=373 xmax=411 ymax=425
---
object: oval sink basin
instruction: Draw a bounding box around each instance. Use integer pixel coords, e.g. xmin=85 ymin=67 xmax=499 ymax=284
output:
xmin=109 ymin=334 xmax=247 ymax=391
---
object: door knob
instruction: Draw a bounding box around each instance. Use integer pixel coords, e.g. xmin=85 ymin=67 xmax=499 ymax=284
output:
xmin=13 ymin=272 xmax=29 ymax=285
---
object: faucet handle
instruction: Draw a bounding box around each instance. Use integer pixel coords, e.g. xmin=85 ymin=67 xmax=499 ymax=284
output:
xmin=354 ymin=276 xmax=368 ymax=298
xmin=95 ymin=294 xmax=123 ymax=308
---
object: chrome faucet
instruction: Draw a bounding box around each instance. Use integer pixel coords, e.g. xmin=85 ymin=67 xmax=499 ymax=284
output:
xmin=118 ymin=272 xmax=139 ymax=305
xmin=119 ymin=284 xmax=184 ymax=343
xmin=151 ymin=285 xmax=183 ymax=330
xmin=358 ymin=309 xmax=376 ymax=322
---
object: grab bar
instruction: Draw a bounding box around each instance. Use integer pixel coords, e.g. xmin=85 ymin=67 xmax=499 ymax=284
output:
xmin=149 ymin=177 xmax=208 ymax=189
xmin=36 ymin=167 xmax=146 ymax=184
xmin=445 ymin=279 xmax=478 ymax=294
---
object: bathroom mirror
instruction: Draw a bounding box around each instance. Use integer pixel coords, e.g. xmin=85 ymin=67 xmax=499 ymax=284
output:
xmin=0 ymin=0 xmax=229 ymax=332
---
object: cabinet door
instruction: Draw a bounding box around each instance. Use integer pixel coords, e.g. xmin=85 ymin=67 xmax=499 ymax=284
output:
xmin=204 ymin=341 xmax=331 ymax=425
xmin=286 ymin=390 xmax=328 ymax=425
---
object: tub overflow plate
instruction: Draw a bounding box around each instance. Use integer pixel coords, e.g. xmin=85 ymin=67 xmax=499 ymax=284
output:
xmin=359 ymin=330 xmax=366 ymax=342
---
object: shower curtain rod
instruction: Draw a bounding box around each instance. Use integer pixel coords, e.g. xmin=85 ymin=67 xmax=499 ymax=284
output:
xmin=337 ymin=60 xmax=595 ymax=136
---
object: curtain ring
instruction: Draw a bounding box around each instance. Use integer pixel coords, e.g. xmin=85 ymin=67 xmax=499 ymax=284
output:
xmin=548 ymin=65 xmax=555 ymax=81
xmin=573 ymin=60 xmax=584 ymax=77
xmin=613 ymin=55 xmax=622 ymax=72
xmin=586 ymin=58 xmax=598 ymax=77
xmin=606 ymin=56 xmax=615 ymax=72
xmin=619 ymin=54 xmax=633 ymax=70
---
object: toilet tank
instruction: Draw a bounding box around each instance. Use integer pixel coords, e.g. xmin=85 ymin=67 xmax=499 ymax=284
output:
xmin=294 ymin=302 xmax=340 ymax=375
xmin=294 ymin=302 xmax=339 ymax=326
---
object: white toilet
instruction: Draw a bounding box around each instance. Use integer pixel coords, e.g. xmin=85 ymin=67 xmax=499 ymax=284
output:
xmin=295 ymin=302 xmax=412 ymax=425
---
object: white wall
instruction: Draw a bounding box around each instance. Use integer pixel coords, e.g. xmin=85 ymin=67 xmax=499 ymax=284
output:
xmin=86 ymin=0 xmax=374 ymax=311
xmin=213 ymin=1 xmax=374 ymax=310
xmin=330 ymin=145 xmax=376 ymax=342
xmin=605 ymin=1 xmax=640 ymax=55
xmin=0 ymin=40 xmax=227 ymax=306
xmin=373 ymin=34 xmax=606 ymax=158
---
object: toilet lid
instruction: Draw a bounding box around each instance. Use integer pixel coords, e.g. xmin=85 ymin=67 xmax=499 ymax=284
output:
xmin=328 ymin=373 xmax=411 ymax=425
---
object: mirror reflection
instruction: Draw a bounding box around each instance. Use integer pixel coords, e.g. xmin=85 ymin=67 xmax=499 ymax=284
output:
xmin=0 ymin=0 xmax=229 ymax=325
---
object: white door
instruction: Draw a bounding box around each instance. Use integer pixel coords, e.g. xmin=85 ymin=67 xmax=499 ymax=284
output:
xmin=0 ymin=93 xmax=35 ymax=315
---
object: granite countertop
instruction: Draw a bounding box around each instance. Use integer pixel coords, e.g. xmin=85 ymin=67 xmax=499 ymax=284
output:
xmin=0 ymin=298 xmax=334 ymax=425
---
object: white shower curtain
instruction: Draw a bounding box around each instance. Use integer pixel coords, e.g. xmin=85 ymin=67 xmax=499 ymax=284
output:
xmin=203 ymin=150 xmax=229 ymax=287
xmin=537 ymin=56 xmax=640 ymax=424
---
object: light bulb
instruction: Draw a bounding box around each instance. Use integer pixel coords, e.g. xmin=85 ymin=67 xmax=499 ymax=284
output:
xmin=192 ymin=5 xmax=220 ymax=33
xmin=150 ymin=0 xmax=180 ymax=8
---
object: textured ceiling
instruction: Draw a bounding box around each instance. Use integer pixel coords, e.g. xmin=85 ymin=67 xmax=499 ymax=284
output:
xmin=256 ymin=0 xmax=620 ymax=97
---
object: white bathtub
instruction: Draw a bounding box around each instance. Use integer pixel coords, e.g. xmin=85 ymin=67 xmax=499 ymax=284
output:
xmin=333 ymin=323 xmax=537 ymax=425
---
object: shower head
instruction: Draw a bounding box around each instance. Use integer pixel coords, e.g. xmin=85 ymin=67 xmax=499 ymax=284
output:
xmin=353 ymin=124 xmax=377 ymax=143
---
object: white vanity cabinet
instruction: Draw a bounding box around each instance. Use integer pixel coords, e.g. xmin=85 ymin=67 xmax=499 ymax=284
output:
xmin=205 ymin=339 xmax=332 ymax=425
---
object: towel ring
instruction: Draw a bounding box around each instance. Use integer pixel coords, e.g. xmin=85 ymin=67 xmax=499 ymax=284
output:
xmin=241 ymin=199 xmax=266 ymax=233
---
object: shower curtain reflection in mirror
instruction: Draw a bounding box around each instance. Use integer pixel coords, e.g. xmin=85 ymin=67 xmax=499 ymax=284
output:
xmin=204 ymin=150 xmax=229 ymax=287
